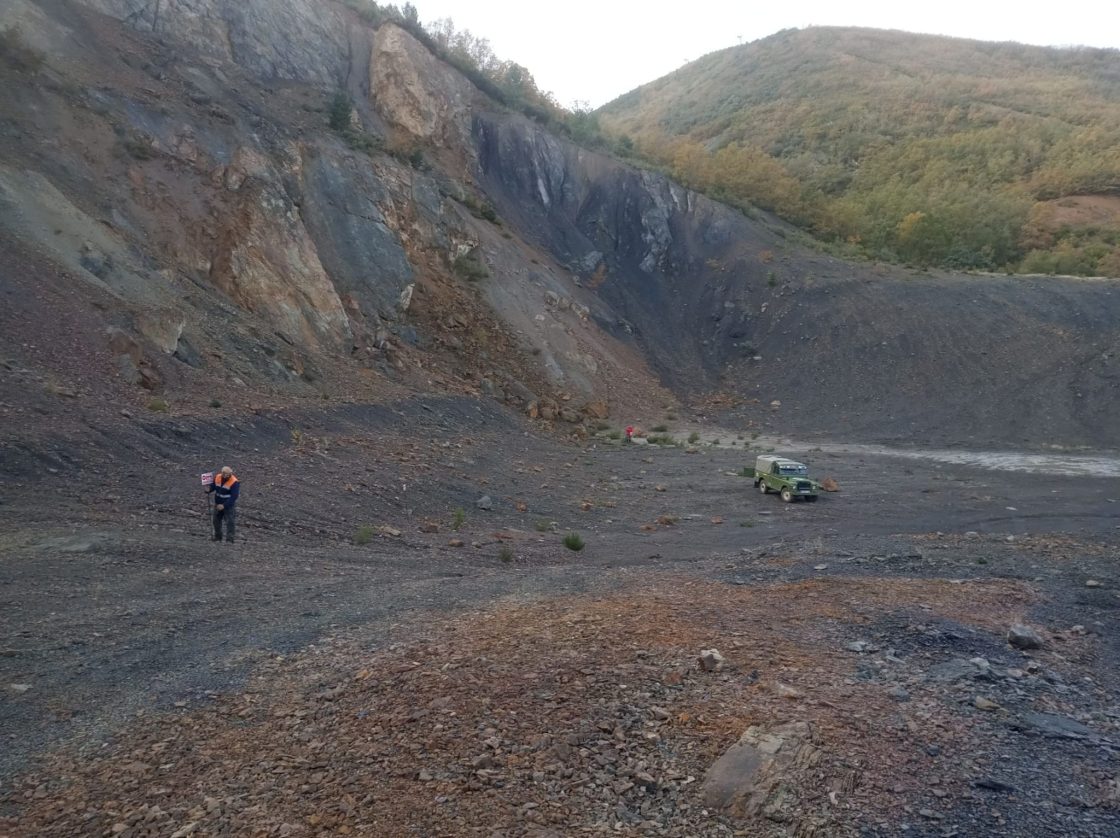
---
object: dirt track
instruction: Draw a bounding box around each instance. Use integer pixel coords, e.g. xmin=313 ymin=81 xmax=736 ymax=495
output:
xmin=2 ymin=397 xmax=1120 ymax=835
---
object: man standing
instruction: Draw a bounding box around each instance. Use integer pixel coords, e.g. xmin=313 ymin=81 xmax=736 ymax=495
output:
xmin=207 ymin=465 xmax=240 ymax=542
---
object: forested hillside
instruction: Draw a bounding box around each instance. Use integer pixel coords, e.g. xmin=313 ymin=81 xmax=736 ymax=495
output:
xmin=599 ymin=27 xmax=1120 ymax=275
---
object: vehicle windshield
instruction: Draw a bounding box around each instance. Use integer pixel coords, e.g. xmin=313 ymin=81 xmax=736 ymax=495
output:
xmin=778 ymin=465 xmax=808 ymax=475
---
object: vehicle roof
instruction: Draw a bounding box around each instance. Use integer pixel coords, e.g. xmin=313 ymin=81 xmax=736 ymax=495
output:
xmin=755 ymin=455 xmax=806 ymax=466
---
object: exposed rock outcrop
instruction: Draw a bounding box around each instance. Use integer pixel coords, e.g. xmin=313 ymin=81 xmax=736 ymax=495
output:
xmin=81 ymin=0 xmax=356 ymax=86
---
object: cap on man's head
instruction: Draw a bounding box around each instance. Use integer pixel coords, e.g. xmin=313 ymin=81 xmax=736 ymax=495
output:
xmin=221 ymin=466 xmax=233 ymax=475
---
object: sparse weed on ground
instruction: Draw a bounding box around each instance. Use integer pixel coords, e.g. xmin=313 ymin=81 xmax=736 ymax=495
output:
xmin=651 ymin=424 xmax=668 ymax=433
xmin=342 ymin=130 xmax=382 ymax=155
xmin=354 ymin=525 xmax=374 ymax=545
xmin=687 ymin=431 xmax=700 ymax=444
xmin=498 ymin=545 xmax=514 ymax=563
xmin=534 ymin=519 xmax=552 ymax=532
xmin=607 ymin=429 xmax=622 ymax=440
xmin=563 ymin=532 xmax=585 ymax=551
xmin=647 ymin=434 xmax=676 ymax=446
xmin=712 ymin=438 xmax=721 ymax=445
xmin=452 ymin=508 xmax=466 ymax=531
xmin=146 ymin=398 xmax=169 ymax=413
xmin=209 ymin=398 xmax=222 ymax=408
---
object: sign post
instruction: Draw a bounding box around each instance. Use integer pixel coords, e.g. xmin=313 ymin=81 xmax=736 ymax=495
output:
xmin=201 ymin=472 xmax=214 ymax=535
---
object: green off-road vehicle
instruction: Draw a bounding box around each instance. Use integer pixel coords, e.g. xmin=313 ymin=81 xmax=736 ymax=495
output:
xmin=753 ymin=455 xmax=819 ymax=502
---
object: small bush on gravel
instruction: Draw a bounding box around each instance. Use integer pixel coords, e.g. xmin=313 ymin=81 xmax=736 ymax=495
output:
xmin=452 ymin=508 xmax=466 ymax=531
xmin=354 ymin=525 xmax=374 ymax=545
xmin=607 ymin=429 xmax=621 ymax=440
xmin=122 ymin=136 xmax=157 ymax=160
xmin=209 ymin=398 xmax=222 ymax=408
xmin=647 ymin=434 xmax=676 ymax=446
xmin=498 ymin=545 xmax=514 ymax=563
xmin=563 ymin=532 xmax=585 ymax=551
xmin=146 ymin=398 xmax=169 ymax=413
xmin=453 ymin=251 xmax=489 ymax=281
xmin=687 ymin=431 xmax=700 ymax=443
xmin=534 ymin=519 xmax=552 ymax=532
xmin=651 ymin=424 xmax=668 ymax=433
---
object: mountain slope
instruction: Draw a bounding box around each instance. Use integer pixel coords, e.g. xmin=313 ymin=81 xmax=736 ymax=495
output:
xmin=0 ymin=1 xmax=1118 ymax=453
xmin=599 ymin=27 xmax=1120 ymax=274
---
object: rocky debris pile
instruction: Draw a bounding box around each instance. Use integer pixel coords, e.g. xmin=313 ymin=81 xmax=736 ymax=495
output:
xmin=5 ymin=577 xmax=1119 ymax=837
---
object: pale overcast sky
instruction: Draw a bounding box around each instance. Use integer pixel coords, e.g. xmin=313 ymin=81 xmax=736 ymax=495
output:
xmin=413 ymin=1 xmax=1120 ymax=107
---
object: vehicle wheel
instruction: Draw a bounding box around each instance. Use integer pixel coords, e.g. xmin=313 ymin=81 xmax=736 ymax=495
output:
xmin=759 ymin=481 xmax=769 ymax=494
xmin=780 ymin=488 xmax=793 ymax=503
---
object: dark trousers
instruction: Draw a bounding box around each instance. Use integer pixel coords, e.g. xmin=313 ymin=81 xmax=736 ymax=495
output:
xmin=213 ymin=505 xmax=236 ymax=541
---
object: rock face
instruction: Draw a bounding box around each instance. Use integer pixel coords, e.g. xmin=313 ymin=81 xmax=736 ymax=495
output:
xmin=370 ymin=24 xmax=478 ymax=148
xmin=209 ymin=176 xmax=352 ymax=351
xmin=81 ymin=0 xmax=356 ymax=86
xmin=298 ymin=150 xmax=414 ymax=325
xmin=473 ymin=115 xmax=739 ymax=388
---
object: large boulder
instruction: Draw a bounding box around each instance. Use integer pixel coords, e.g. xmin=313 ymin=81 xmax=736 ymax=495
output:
xmin=703 ymin=721 xmax=821 ymax=822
